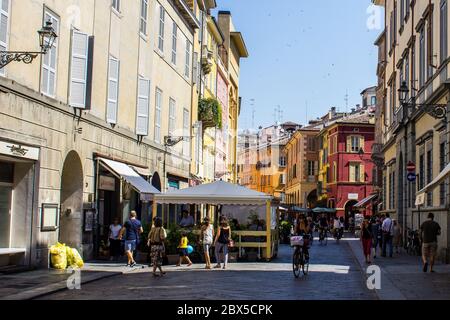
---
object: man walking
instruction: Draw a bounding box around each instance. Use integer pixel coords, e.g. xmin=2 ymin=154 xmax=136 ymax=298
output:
xmin=119 ymin=210 xmax=143 ymax=267
xmin=381 ymin=213 xmax=394 ymax=258
xmin=420 ymin=213 xmax=441 ymax=273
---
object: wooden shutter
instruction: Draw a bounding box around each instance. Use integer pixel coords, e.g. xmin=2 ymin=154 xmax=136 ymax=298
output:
xmin=346 ymin=136 xmax=352 ymax=152
xmin=107 ymin=56 xmax=120 ymax=124
xmin=69 ymin=30 xmax=89 ymax=108
xmin=360 ymin=164 xmax=365 ymax=182
xmin=359 ymin=136 xmax=365 ymax=152
xmin=349 ymin=164 xmax=355 ymax=182
xmin=136 ymin=77 xmax=150 ymax=136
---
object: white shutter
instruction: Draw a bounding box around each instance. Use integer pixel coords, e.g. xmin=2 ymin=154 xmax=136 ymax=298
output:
xmin=154 ymin=88 xmax=162 ymax=143
xmin=183 ymin=108 xmax=190 ymax=157
xmin=193 ymin=52 xmax=198 ymax=85
xmin=107 ymin=56 xmax=120 ymax=124
xmin=41 ymin=10 xmax=59 ymax=96
xmin=0 ymin=0 xmax=9 ymax=75
xmin=69 ymin=30 xmax=89 ymax=108
xmin=169 ymin=98 xmax=176 ymax=135
xmin=349 ymin=164 xmax=355 ymax=182
xmin=136 ymin=77 xmax=150 ymax=136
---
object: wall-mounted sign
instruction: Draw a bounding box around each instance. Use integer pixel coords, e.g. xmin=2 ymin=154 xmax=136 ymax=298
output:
xmin=41 ymin=204 xmax=59 ymax=232
xmin=415 ymin=193 xmax=425 ymax=206
xmin=0 ymin=141 xmax=40 ymax=161
xmin=84 ymin=209 xmax=95 ymax=232
xmin=99 ymin=175 xmax=115 ymax=191
xmin=348 ymin=193 xmax=359 ymax=200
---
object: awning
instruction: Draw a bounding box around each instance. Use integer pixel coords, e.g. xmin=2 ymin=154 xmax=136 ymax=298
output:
xmin=131 ymin=166 xmax=152 ymax=177
xmin=354 ymin=194 xmax=378 ymax=208
xmin=98 ymin=158 xmax=160 ymax=201
xmin=312 ymin=207 xmax=336 ymax=214
xmin=417 ymin=162 xmax=450 ymax=195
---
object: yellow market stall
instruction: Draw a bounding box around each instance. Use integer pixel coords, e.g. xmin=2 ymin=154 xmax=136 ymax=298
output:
xmin=153 ymin=181 xmax=278 ymax=260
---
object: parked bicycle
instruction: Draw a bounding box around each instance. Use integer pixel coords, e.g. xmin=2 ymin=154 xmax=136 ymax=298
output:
xmin=291 ymin=234 xmax=311 ymax=278
xmin=406 ymin=229 xmax=421 ymax=256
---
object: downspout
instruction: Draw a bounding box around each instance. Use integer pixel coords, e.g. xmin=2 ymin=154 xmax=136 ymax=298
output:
xmin=28 ymin=163 xmax=36 ymax=267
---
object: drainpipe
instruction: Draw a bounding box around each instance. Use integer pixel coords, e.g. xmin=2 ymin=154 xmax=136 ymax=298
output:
xmin=28 ymin=163 xmax=36 ymax=267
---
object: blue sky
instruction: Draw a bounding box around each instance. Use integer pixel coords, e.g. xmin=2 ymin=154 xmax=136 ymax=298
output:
xmin=213 ymin=0 xmax=383 ymax=129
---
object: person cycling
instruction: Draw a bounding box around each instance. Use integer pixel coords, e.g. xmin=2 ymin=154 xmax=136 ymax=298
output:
xmin=318 ymin=214 xmax=329 ymax=239
xmin=294 ymin=215 xmax=311 ymax=260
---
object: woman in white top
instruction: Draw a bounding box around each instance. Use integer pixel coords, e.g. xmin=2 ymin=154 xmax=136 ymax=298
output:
xmin=201 ymin=217 xmax=214 ymax=269
xmin=109 ymin=218 xmax=122 ymax=261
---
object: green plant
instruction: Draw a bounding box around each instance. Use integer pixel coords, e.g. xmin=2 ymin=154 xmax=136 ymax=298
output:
xmin=199 ymin=98 xmax=223 ymax=129
xmin=165 ymin=225 xmax=200 ymax=255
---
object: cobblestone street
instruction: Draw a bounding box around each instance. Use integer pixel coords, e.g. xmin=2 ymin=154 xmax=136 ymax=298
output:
xmin=37 ymin=237 xmax=377 ymax=300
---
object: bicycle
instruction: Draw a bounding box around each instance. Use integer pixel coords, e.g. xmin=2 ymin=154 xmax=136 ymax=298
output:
xmin=318 ymin=227 xmax=328 ymax=246
xmin=406 ymin=229 xmax=421 ymax=256
xmin=291 ymin=234 xmax=310 ymax=278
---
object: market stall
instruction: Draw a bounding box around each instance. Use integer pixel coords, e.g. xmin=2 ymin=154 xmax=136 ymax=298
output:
xmin=153 ymin=181 xmax=277 ymax=260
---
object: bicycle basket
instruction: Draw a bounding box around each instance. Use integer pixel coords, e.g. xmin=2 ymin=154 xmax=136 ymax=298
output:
xmin=290 ymin=236 xmax=304 ymax=247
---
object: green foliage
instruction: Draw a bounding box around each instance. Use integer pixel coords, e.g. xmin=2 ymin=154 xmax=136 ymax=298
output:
xmin=199 ymin=98 xmax=223 ymax=129
xmin=165 ymin=224 xmax=200 ymax=254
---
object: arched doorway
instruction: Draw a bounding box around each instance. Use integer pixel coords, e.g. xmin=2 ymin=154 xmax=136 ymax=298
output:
xmin=59 ymin=151 xmax=83 ymax=249
xmin=152 ymin=172 xmax=162 ymax=192
xmin=307 ymin=189 xmax=318 ymax=208
xmin=344 ymin=200 xmax=358 ymax=224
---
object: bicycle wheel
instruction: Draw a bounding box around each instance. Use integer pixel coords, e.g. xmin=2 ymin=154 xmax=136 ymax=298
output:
xmin=293 ymin=249 xmax=301 ymax=278
xmin=302 ymin=251 xmax=309 ymax=275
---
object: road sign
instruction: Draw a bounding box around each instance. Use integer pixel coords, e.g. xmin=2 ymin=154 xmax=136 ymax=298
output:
xmin=407 ymin=173 xmax=416 ymax=182
xmin=407 ymin=161 xmax=416 ymax=172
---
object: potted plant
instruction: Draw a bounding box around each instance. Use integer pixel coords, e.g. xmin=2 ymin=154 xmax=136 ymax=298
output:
xmin=280 ymin=221 xmax=292 ymax=244
xmin=165 ymin=225 xmax=182 ymax=265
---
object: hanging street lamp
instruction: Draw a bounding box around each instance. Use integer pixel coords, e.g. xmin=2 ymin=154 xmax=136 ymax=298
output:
xmin=0 ymin=20 xmax=57 ymax=69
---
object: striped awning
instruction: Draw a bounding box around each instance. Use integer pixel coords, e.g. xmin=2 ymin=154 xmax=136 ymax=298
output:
xmin=354 ymin=194 xmax=378 ymax=208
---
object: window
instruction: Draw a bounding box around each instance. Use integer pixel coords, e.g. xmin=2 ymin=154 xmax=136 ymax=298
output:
xmin=183 ymin=108 xmax=190 ymax=157
xmin=293 ymin=164 xmax=297 ymax=179
xmin=69 ymin=30 xmax=89 ymax=108
xmin=185 ymin=39 xmax=191 ymax=79
xmin=106 ymin=56 xmax=120 ymax=124
xmin=404 ymin=53 xmax=410 ymax=100
xmin=371 ymin=96 xmax=377 ymax=105
xmin=140 ymin=0 xmax=148 ymax=35
xmin=307 ymin=161 xmax=315 ymax=176
xmin=419 ymin=29 xmax=426 ymax=87
xmin=349 ymin=163 xmax=365 ymax=183
xmin=158 ymin=5 xmax=165 ymax=52
xmin=401 ymin=0 xmax=405 ymax=26
xmin=168 ymin=98 xmax=176 ymax=136
xmin=419 ymin=153 xmax=425 ymax=189
xmin=112 ymin=0 xmax=120 ymax=12
xmin=0 ymin=0 xmax=10 ymax=75
xmin=136 ymin=77 xmax=150 ymax=136
xmin=41 ymin=10 xmax=59 ymax=97
xmin=439 ymin=141 xmax=447 ymax=205
xmin=154 ymin=88 xmax=162 ymax=143
xmin=171 ymin=22 xmax=177 ymax=65
xmin=279 ymin=156 xmax=286 ymax=167
xmin=391 ymin=171 xmax=396 ymax=209
xmin=441 ymin=0 xmax=448 ymax=64
xmin=426 ymin=150 xmax=433 ymax=206
xmin=333 ymin=162 xmax=337 ymax=182
xmin=347 ymin=136 xmax=362 ymax=153
xmin=427 ymin=17 xmax=434 ymax=79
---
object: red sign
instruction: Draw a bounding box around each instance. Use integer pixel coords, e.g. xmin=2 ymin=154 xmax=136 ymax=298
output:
xmin=407 ymin=161 xmax=416 ymax=172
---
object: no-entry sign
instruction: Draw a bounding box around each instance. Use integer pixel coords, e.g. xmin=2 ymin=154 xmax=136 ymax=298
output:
xmin=407 ymin=161 xmax=416 ymax=172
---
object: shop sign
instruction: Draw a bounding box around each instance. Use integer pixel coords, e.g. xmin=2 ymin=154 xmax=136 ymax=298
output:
xmin=348 ymin=193 xmax=359 ymax=200
xmin=99 ymin=176 xmax=115 ymax=191
xmin=0 ymin=141 xmax=40 ymax=160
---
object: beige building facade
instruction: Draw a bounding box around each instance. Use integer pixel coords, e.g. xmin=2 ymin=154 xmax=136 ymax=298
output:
xmin=374 ymin=0 xmax=450 ymax=262
xmin=0 ymin=0 xmax=199 ymax=267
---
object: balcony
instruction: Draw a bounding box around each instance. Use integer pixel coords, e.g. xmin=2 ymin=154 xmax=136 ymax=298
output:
xmin=201 ymin=46 xmax=214 ymax=74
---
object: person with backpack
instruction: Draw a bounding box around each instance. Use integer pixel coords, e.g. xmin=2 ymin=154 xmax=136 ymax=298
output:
xmin=119 ymin=210 xmax=143 ymax=267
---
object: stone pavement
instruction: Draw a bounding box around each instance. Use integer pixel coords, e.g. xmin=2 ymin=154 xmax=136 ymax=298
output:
xmin=347 ymin=238 xmax=450 ymax=300
xmin=0 ymin=262 xmax=145 ymax=300
xmin=37 ymin=239 xmax=377 ymax=300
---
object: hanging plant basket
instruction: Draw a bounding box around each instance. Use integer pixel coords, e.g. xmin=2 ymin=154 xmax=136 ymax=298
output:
xmin=199 ymin=98 xmax=223 ymax=130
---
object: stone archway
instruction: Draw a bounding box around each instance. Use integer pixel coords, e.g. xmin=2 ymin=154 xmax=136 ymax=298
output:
xmin=344 ymin=200 xmax=358 ymax=222
xmin=59 ymin=151 xmax=83 ymax=249
xmin=307 ymin=189 xmax=318 ymax=208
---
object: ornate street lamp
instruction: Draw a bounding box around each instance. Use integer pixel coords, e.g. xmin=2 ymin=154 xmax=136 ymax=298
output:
xmin=398 ymin=81 xmax=448 ymax=120
xmin=0 ymin=20 xmax=57 ymax=69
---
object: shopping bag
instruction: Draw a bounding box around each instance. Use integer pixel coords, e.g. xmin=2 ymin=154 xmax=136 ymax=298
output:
xmin=50 ymin=242 xmax=67 ymax=270
xmin=70 ymin=248 xmax=84 ymax=269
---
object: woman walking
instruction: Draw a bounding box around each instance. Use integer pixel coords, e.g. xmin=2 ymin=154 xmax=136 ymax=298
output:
xmin=214 ymin=218 xmax=231 ymax=270
xmin=109 ymin=217 xmax=122 ymax=261
xmin=361 ymin=219 xmax=373 ymax=264
xmin=147 ymin=217 xmax=167 ymax=277
xmin=201 ymin=217 xmax=214 ymax=269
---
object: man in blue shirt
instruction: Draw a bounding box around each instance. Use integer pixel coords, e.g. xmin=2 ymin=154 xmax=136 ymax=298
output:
xmin=119 ymin=211 xmax=143 ymax=267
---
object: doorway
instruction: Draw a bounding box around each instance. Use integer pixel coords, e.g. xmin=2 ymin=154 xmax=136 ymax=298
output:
xmin=0 ymin=185 xmax=12 ymax=248
xmin=344 ymin=200 xmax=358 ymax=227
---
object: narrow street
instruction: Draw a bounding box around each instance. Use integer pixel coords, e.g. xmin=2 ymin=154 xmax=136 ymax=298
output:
xmin=37 ymin=236 xmax=377 ymax=300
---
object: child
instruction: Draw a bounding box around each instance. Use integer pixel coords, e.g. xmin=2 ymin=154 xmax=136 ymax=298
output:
xmin=177 ymin=232 xmax=193 ymax=267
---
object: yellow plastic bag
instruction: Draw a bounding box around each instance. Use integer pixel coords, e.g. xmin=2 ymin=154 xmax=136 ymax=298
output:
xmin=50 ymin=242 xmax=67 ymax=270
xmin=66 ymin=246 xmax=75 ymax=267
xmin=70 ymin=248 xmax=84 ymax=269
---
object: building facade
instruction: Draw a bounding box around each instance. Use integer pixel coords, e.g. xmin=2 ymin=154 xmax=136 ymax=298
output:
xmin=318 ymin=110 xmax=376 ymax=219
xmin=373 ymin=0 xmax=450 ymax=262
xmin=284 ymin=128 xmax=320 ymax=208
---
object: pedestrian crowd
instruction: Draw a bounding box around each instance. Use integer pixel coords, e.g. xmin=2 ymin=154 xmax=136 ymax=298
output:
xmin=359 ymin=212 xmax=441 ymax=273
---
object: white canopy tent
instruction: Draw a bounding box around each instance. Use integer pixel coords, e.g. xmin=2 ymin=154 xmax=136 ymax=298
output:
xmin=152 ymin=180 xmax=276 ymax=259
xmin=154 ymin=180 xmax=272 ymax=205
